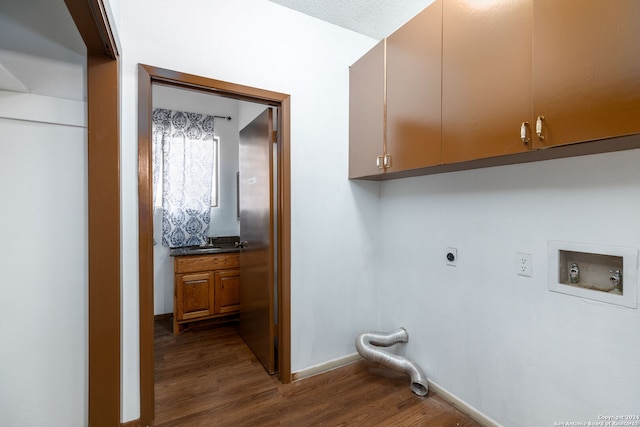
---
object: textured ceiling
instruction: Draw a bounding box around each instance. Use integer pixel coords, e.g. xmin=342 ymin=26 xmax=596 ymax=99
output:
xmin=269 ymin=0 xmax=436 ymax=40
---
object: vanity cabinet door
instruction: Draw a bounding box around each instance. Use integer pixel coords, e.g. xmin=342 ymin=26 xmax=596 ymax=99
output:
xmin=386 ymin=0 xmax=442 ymax=172
xmin=532 ymin=0 xmax=640 ymax=148
xmin=214 ymin=269 xmax=240 ymax=314
xmin=442 ymin=0 xmax=533 ymax=163
xmin=175 ymin=272 xmax=214 ymax=321
xmin=349 ymin=40 xmax=385 ymax=179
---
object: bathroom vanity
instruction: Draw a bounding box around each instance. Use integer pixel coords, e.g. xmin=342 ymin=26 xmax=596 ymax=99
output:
xmin=171 ymin=246 xmax=240 ymax=334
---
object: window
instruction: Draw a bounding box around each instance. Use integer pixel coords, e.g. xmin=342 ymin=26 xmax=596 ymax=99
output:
xmin=154 ymin=136 xmax=219 ymax=209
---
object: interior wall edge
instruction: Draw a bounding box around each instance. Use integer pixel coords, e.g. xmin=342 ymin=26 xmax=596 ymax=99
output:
xmin=0 ymin=91 xmax=86 ymax=127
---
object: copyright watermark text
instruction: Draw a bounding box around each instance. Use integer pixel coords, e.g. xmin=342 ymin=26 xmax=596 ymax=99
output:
xmin=554 ymin=415 xmax=640 ymax=427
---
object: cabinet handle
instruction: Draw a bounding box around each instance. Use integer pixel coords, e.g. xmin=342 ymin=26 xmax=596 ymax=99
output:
xmin=520 ymin=122 xmax=530 ymax=145
xmin=536 ymin=115 xmax=545 ymax=140
xmin=383 ymin=154 xmax=392 ymax=168
xmin=376 ymin=155 xmax=384 ymax=169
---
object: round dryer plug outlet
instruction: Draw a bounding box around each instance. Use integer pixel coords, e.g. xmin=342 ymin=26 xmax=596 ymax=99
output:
xmin=446 ymin=247 xmax=457 ymax=266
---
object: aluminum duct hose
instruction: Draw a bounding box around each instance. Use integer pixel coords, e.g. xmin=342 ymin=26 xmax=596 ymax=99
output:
xmin=355 ymin=328 xmax=429 ymax=396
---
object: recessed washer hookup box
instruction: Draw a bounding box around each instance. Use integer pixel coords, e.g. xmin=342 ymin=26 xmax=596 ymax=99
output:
xmin=548 ymin=241 xmax=638 ymax=309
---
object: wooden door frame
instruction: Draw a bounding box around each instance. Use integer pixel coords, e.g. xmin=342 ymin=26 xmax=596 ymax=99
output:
xmin=64 ymin=0 xmax=121 ymax=426
xmin=137 ymin=64 xmax=292 ymax=425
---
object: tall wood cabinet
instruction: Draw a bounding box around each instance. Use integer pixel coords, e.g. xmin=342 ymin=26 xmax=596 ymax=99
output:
xmin=350 ymin=0 xmax=640 ymax=179
xmin=173 ymin=252 xmax=240 ymax=334
xmin=349 ymin=0 xmax=442 ymax=179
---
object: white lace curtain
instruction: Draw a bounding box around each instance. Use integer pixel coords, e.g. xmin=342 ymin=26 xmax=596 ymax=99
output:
xmin=152 ymin=108 xmax=216 ymax=247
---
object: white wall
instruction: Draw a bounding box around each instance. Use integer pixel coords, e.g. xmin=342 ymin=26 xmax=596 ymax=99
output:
xmin=0 ymin=94 xmax=87 ymax=426
xmin=116 ymin=0 xmax=379 ymax=421
xmin=377 ymin=143 xmax=640 ymax=426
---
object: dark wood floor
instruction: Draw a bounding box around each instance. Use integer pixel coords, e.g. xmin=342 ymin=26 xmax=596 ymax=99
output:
xmin=154 ymin=318 xmax=481 ymax=426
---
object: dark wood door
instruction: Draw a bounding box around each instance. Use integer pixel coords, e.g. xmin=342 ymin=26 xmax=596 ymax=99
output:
xmin=532 ymin=0 xmax=640 ymax=148
xmin=349 ymin=40 xmax=385 ymax=179
xmin=442 ymin=0 xmax=533 ymax=163
xmin=239 ymin=108 xmax=275 ymax=374
xmin=386 ymin=0 xmax=442 ymax=172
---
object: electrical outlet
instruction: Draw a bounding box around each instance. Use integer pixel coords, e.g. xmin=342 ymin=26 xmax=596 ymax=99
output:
xmin=446 ymin=247 xmax=457 ymax=266
xmin=517 ymin=253 xmax=532 ymax=277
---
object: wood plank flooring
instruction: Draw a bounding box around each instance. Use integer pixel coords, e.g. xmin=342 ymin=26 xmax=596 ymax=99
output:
xmin=154 ymin=318 xmax=481 ymax=426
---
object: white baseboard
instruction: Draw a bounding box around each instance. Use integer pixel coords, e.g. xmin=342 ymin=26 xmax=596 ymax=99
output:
xmin=293 ymin=355 xmax=500 ymax=427
xmin=427 ymin=380 xmax=501 ymax=427
xmin=292 ymin=352 xmax=362 ymax=381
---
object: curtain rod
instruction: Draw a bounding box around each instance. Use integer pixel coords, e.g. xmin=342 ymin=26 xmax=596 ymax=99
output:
xmin=213 ymin=115 xmax=232 ymax=121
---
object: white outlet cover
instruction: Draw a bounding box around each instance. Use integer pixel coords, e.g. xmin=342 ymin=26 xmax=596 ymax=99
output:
xmin=517 ymin=252 xmax=533 ymax=277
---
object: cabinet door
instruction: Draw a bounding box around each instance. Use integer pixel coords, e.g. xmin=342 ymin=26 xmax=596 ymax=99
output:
xmin=175 ymin=272 xmax=214 ymax=321
xmin=214 ymin=269 xmax=240 ymax=314
xmin=533 ymin=0 xmax=640 ymax=148
xmin=349 ymin=40 xmax=385 ymax=179
xmin=386 ymin=0 xmax=442 ymax=172
xmin=443 ymin=0 xmax=533 ymax=163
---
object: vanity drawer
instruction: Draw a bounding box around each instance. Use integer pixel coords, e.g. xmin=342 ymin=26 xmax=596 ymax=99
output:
xmin=174 ymin=253 xmax=239 ymax=273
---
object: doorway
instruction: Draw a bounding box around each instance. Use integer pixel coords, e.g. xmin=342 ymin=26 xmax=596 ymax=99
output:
xmin=137 ymin=64 xmax=291 ymax=425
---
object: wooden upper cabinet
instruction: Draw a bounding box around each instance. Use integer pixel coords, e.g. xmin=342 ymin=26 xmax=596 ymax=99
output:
xmin=350 ymin=0 xmax=640 ymax=180
xmin=532 ymin=0 xmax=640 ymax=148
xmin=349 ymin=40 xmax=384 ymax=179
xmin=386 ymin=0 xmax=442 ymax=172
xmin=442 ymin=0 xmax=533 ymax=163
xmin=350 ymin=1 xmax=442 ymax=178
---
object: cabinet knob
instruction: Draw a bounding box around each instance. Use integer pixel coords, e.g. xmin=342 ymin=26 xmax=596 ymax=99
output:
xmin=376 ymin=155 xmax=384 ymax=169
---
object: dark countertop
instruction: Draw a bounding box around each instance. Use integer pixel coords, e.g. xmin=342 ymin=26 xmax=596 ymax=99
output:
xmin=169 ymin=244 xmax=240 ymax=257
xmin=169 ymin=236 xmax=241 ymax=257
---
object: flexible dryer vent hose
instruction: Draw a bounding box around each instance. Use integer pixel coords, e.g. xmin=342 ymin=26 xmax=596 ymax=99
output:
xmin=355 ymin=328 xmax=429 ymax=396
